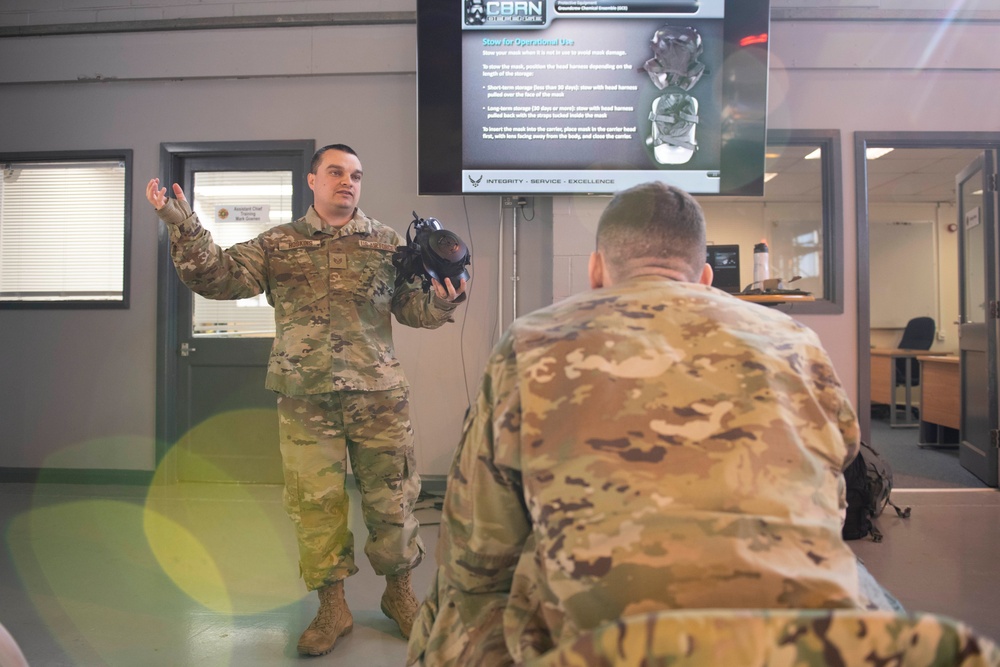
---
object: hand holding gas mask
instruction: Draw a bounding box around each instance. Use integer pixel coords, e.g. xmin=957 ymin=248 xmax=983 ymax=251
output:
xmin=392 ymin=212 xmax=471 ymax=302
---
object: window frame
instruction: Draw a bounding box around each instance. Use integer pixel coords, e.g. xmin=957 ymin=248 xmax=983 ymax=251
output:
xmin=0 ymin=149 xmax=133 ymax=310
xmin=763 ymin=129 xmax=844 ymax=315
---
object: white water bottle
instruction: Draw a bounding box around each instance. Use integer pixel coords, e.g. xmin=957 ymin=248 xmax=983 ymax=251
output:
xmin=753 ymin=241 xmax=769 ymax=287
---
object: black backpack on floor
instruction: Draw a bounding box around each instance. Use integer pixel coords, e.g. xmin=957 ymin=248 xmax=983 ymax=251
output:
xmin=842 ymin=441 xmax=911 ymax=542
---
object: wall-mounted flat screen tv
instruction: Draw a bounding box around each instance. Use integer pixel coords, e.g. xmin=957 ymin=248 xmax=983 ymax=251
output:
xmin=417 ymin=0 xmax=770 ymax=196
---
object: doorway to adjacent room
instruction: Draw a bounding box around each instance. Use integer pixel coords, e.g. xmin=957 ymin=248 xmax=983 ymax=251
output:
xmin=856 ymin=133 xmax=999 ymax=488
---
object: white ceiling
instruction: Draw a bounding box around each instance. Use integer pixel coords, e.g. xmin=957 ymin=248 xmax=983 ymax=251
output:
xmin=862 ymin=147 xmax=984 ymax=203
xmin=761 ymin=145 xmax=985 ymax=204
xmin=761 ymin=144 xmax=823 ymax=201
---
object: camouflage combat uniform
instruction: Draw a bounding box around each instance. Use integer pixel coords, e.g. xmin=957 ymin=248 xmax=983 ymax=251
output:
xmin=526 ymin=609 xmax=1000 ymax=666
xmin=408 ymin=275 xmax=875 ymax=667
xmin=156 ymin=199 xmax=458 ymax=589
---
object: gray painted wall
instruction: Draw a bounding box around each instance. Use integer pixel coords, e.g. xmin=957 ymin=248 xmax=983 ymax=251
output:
xmin=1 ymin=7 xmax=1000 ymax=476
xmin=2 ymin=0 xmax=1000 ymax=29
xmin=0 ymin=1 xmax=415 ymax=28
xmin=0 ymin=22 xmax=552 ymax=475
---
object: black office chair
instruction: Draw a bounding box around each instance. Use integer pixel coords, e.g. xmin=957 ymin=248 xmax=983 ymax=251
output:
xmin=895 ymin=316 xmax=936 ymax=386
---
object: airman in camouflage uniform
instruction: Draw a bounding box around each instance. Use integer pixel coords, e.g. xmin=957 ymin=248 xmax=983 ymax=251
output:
xmin=408 ymin=182 xmax=904 ymax=667
xmin=146 ymin=143 xmax=466 ymax=657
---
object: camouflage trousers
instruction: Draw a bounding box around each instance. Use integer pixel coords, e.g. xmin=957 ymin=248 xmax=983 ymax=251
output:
xmin=277 ymin=388 xmax=424 ymax=590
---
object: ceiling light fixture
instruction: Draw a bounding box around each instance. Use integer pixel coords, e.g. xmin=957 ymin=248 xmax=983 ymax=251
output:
xmin=866 ymin=147 xmax=895 ymax=160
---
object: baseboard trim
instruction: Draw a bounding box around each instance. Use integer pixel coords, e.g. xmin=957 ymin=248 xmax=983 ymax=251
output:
xmin=420 ymin=475 xmax=448 ymax=496
xmin=0 ymin=468 xmax=445 ymax=490
xmin=0 ymin=467 xmax=155 ymax=486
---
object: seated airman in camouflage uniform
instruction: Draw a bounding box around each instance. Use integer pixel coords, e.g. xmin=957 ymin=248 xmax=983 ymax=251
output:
xmin=146 ymin=143 xmax=466 ymax=657
xmin=407 ymin=181 xmax=902 ymax=667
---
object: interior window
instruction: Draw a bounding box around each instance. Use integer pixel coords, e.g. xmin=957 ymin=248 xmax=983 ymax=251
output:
xmin=189 ymin=170 xmax=293 ymax=338
xmin=0 ymin=151 xmax=132 ymax=308
xmin=699 ymin=130 xmax=843 ymax=314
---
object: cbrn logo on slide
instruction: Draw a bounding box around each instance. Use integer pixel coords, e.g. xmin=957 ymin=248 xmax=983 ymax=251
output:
xmin=466 ymin=0 xmax=547 ymax=26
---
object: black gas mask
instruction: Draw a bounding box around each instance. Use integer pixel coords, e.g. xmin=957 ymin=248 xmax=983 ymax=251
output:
xmin=392 ymin=212 xmax=471 ymax=297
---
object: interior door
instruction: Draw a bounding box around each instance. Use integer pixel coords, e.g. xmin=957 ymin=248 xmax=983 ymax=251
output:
xmin=956 ymin=151 xmax=999 ymax=487
xmin=158 ymin=143 xmax=312 ymax=484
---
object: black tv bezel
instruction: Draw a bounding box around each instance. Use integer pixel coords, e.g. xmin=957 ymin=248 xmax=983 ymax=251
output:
xmin=416 ymin=0 xmax=770 ymax=197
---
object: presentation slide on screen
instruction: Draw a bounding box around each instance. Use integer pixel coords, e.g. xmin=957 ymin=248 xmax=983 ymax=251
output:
xmin=461 ymin=0 xmax=726 ymax=193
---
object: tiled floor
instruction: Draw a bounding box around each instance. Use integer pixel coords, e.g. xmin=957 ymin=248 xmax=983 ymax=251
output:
xmin=0 ymin=482 xmax=439 ymax=666
xmin=2 ymin=481 xmax=999 ymax=666
xmin=852 ymin=488 xmax=1000 ymax=641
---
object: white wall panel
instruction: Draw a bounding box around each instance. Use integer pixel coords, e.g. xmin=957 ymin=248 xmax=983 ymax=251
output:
xmin=0 ymin=24 xmax=415 ymax=84
xmin=772 ymin=21 xmax=1000 ymax=71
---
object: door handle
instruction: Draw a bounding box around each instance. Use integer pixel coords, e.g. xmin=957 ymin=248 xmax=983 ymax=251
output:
xmin=180 ymin=343 xmax=197 ymax=357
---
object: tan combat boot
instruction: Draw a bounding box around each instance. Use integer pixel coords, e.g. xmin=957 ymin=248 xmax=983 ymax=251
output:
xmin=297 ymin=581 xmax=353 ymax=656
xmin=380 ymin=571 xmax=420 ymax=639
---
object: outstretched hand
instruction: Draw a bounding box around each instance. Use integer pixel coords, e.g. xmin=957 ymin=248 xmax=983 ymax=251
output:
xmin=432 ymin=277 xmax=467 ymax=302
xmin=145 ymin=178 xmax=187 ymax=210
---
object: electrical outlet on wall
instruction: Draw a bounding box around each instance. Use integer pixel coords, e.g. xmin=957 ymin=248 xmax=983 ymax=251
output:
xmin=502 ymin=196 xmax=534 ymax=209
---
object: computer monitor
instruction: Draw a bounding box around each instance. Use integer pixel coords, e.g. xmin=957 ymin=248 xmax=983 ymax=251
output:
xmin=707 ymin=244 xmax=740 ymax=293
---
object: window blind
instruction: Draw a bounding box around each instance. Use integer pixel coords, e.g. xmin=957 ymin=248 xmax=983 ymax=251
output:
xmin=0 ymin=160 xmax=126 ymax=302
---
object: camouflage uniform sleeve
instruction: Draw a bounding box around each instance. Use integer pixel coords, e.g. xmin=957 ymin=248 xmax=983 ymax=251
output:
xmin=156 ymin=198 xmax=267 ymax=300
xmin=408 ymin=332 xmax=528 ymax=667
xmin=391 ymin=275 xmax=462 ymax=330
xmin=801 ymin=329 xmax=861 ymax=468
xmin=836 ymin=390 xmax=861 ymax=469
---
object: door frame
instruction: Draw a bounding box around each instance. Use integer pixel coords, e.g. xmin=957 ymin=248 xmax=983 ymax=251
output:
xmin=855 ymin=132 xmax=1000 ymax=448
xmin=956 ymin=153 xmax=999 ymax=485
xmin=155 ymin=140 xmax=314 ymax=481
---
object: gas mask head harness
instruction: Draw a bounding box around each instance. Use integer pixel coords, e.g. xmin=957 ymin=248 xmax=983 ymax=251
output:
xmin=392 ymin=211 xmax=471 ymax=297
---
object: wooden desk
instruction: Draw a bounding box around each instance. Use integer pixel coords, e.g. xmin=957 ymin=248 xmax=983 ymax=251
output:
xmin=917 ymin=355 xmax=960 ymax=446
xmin=870 ymin=348 xmax=923 ymax=428
xmin=735 ymin=294 xmax=816 ymax=306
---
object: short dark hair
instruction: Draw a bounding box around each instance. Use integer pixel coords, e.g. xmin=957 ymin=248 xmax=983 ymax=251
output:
xmin=596 ymin=181 xmax=707 ymax=282
xmin=310 ymin=144 xmax=358 ymax=174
